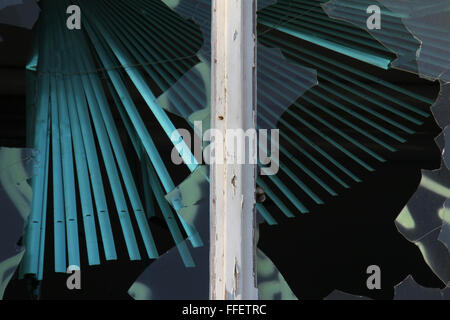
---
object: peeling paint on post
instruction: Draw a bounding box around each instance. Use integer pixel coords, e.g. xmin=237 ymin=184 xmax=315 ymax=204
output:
xmin=210 ymin=0 xmax=258 ymax=300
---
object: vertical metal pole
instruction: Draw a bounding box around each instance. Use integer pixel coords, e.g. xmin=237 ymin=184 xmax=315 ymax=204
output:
xmin=210 ymin=0 xmax=258 ymax=300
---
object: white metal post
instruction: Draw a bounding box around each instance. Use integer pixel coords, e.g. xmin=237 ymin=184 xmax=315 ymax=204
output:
xmin=210 ymin=0 xmax=258 ymax=300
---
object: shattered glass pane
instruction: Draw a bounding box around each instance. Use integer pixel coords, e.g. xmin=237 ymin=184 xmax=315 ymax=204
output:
xmin=0 ymin=147 xmax=36 ymax=299
xmin=256 ymin=248 xmax=297 ymax=300
xmin=0 ymin=0 xmax=23 ymax=10
xmin=2 ymin=0 xmax=447 ymax=300
xmin=165 ymin=165 xmax=209 ymax=239
xmin=322 ymin=0 xmax=450 ymax=82
xmin=440 ymin=199 xmax=450 ymax=253
xmin=0 ymin=0 xmax=40 ymax=30
xmin=394 ymin=275 xmax=447 ymax=300
xmin=395 ymin=79 xmax=450 ymax=291
xmin=311 ymin=0 xmax=450 ymax=299
xmin=132 ymin=238 xmax=209 ymax=299
xmin=325 ymin=290 xmax=372 ymax=300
